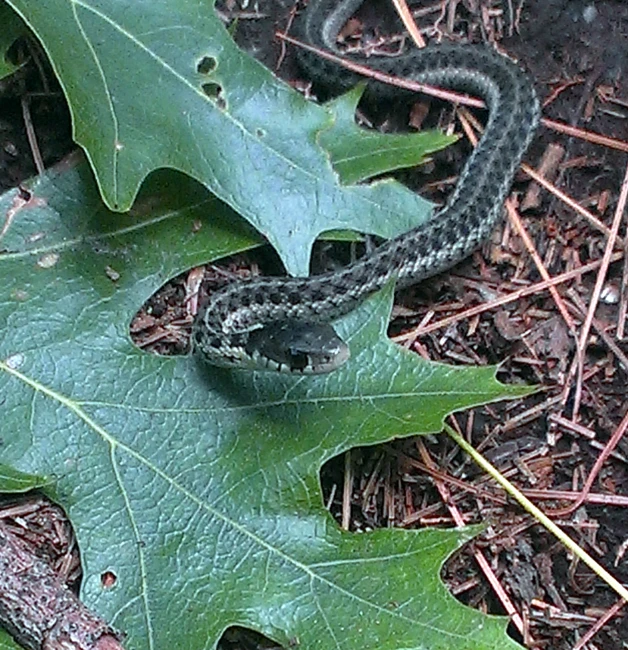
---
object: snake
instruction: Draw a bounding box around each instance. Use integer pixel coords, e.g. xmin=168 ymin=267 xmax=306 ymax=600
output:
xmin=193 ymin=0 xmax=540 ymax=374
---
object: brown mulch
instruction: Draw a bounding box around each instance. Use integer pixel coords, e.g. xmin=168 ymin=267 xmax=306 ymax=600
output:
xmin=2 ymin=1 xmax=628 ymax=649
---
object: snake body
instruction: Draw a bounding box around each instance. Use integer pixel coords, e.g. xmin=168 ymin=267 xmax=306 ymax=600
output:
xmin=193 ymin=0 xmax=540 ymax=373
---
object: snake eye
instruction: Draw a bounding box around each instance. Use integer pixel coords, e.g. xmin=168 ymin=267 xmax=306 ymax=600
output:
xmin=245 ymin=319 xmax=350 ymax=374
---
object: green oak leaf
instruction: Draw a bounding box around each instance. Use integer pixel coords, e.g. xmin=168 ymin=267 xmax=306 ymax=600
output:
xmin=0 ymin=2 xmax=25 ymax=80
xmin=3 ymin=0 xmax=441 ymax=276
xmin=0 ymin=631 xmax=19 ymax=650
xmin=0 ymin=464 xmax=48 ymax=492
xmin=322 ymin=84 xmax=458 ymax=184
xmin=0 ymin=158 xmax=529 ymax=650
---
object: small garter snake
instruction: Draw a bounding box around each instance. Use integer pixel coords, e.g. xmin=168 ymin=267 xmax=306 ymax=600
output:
xmin=193 ymin=0 xmax=540 ymax=373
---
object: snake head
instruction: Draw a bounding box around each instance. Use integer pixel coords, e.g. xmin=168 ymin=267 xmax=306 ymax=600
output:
xmin=244 ymin=319 xmax=350 ymax=374
xmin=193 ymin=306 xmax=350 ymax=374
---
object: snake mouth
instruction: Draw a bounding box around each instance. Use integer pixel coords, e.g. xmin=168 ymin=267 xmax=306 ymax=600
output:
xmin=245 ymin=319 xmax=351 ymax=374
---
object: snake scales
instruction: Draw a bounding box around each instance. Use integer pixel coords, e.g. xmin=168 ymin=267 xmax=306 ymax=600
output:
xmin=193 ymin=0 xmax=540 ymax=373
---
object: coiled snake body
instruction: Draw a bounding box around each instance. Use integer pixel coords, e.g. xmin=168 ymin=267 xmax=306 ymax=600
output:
xmin=193 ymin=0 xmax=540 ymax=373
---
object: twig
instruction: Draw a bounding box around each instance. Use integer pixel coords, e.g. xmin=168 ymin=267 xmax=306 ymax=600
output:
xmin=415 ymin=439 xmax=527 ymax=636
xmin=548 ymin=408 xmax=628 ymax=518
xmin=570 ymin=162 xmax=628 ymax=419
xmin=0 ymin=523 xmax=123 ymax=650
xmin=391 ymin=0 xmax=426 ymax=47
xmin=20 ymin=96 xmax=44 ymax=175
xmin=392 ymin=252 xmax=623 ymax=340
xmin=521 ymin=162 xmax=624 ymax=246
xmin=572 ymin=598 xmax=626 ymax=650
xmin=342 ymin=450 xmax=354 ymax=530
xmin=447 ymin=426 xmax=628 ymax=605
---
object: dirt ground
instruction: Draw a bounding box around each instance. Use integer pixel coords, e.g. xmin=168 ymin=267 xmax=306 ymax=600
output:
xmin=2 ymin=1 xmax=628 ymax=649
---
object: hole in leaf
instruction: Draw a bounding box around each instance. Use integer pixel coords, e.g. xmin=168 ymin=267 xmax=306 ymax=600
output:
xmin=101 ymin=570 xmax=117 ymax=588
xmin=255 ymin=128 xmax=266 ymax=138
xmin=219 ymin=626 xmax=280 ymax=649
xmin=130 ymin=225 xmax=284 ymax=360
xmin=196 ymin=55 xmax=216 ymax=74
xmin=202 ymin=82 xmax=226 ymax=110
xmin=202 ymin=82 xmax=221 ymax=99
